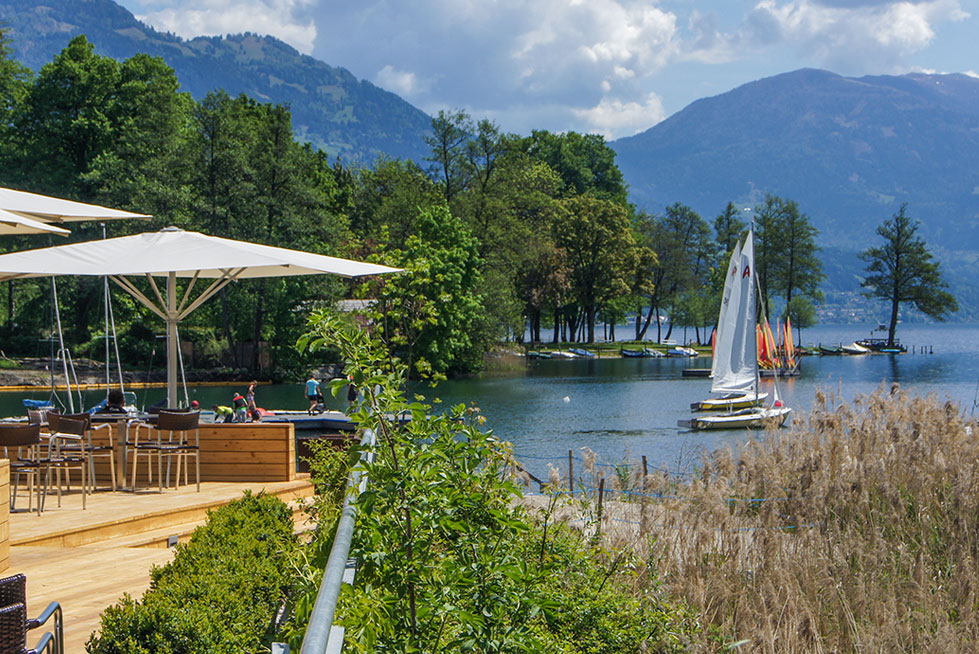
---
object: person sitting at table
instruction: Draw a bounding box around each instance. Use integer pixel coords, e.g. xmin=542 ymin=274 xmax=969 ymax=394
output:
xmin=97 ymin=388 xmax=127 ymax=414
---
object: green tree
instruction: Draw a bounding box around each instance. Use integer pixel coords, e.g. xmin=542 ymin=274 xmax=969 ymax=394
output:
xmin=366 ymin=204 xmax=486 ymax=376
xmin=84 ymin=53 xmax=196 ymax=224
xmin=553 ymin=195 xmax=635 ymax=343
xmin=753 ymin=195 xmax=823 ymax=319
xmin=714 ymin=201 xmax=746 ymax=256
xmin=425 ymin=109 xmax=472 ymax=202
xmin=638 ymin=204 xmax=714 ymax=343
xmin=786 ymin=296 xmax=817 ymax=347
xmin=12 ymin=35 xmax=119 ymax=198
xmin=860 ymin=203 xmax=958 ymax=346
xmin=0 ymin=27 xmax=30 ymax=161
xmin=513 ymin=130 xmax=628 ymax=204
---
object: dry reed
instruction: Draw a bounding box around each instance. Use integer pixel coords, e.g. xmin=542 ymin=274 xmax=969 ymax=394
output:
xmin=531 ymin=386 xmax=979 ymax=652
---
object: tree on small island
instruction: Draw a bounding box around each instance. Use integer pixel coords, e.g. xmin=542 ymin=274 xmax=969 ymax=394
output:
xmin=860 ymin=204 xmax=957 ymax=347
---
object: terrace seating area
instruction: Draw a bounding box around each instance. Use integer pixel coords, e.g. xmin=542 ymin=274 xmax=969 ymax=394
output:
xmin=0 ymin=418 xmax=315 ymax=651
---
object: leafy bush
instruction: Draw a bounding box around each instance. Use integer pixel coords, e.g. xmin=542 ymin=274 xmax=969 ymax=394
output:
xmin=86 ymin=492 xmax=298 ymax=654
xmin=294 ymin=312 xmax=701 ymax=652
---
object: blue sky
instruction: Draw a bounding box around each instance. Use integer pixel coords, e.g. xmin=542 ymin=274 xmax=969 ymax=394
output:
xmin=117 ymin=0 xmax=976 ymax=139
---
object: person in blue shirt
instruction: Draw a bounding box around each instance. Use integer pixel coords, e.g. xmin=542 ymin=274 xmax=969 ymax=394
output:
xmin=306 ymin=373 xmax=321 ymax=414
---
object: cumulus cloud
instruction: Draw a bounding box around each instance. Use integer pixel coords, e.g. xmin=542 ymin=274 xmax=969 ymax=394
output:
xmin=312 ymin=0 xmax=681 ymax=138
xmin=132 ymin=0 xmax=318 ymax=54
xmin=741 ymin=0 xmax=969 ymax=73
xmin=572 ymin=93 xmax=667 ymax=138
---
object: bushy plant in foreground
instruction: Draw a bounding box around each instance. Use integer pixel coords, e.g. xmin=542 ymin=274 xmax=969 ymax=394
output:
xmin=297 ymin=311 xmax=700 ymax=653
xmin=87 ymin=492 xmax=298 ymax=654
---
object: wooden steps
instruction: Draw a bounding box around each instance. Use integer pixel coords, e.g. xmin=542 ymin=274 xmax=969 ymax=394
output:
xmin=11 ymin=479 xmax=315 ymax=548
xmin=8 ymin=478 xmax=317 ymax=653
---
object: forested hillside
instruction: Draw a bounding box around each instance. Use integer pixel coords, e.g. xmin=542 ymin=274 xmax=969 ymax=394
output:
xmin=0 ymin=0 xmax=431 ymax=163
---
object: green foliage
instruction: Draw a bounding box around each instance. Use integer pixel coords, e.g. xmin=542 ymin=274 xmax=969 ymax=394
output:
xmin=364 ymin=204 xmax=486 ymax=376
xmin=554 ymin=195 xmax=637 ymax=343
xmin=297 ymin=313 xmax=701 ymax=652
xmin=753 ymin=194 xmax=824 ymax=318
xmin=860 ymin=203 xmax=958 ymax=344
xmin=86 ymin=492 xmax=299 ymax=654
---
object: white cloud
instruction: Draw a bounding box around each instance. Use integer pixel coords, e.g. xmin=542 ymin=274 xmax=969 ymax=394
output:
xmin=741 ymin=0 xmax=969 ymax=72
xmin=312 ymin=0 xmax=682 ymax=137
xmin=134 ymin=0 xmax=318 ymax=54
xmin=375 ymin=65 xmax=430 ymax=99
xmin=572 ymin=93 xmax=667 ymax=139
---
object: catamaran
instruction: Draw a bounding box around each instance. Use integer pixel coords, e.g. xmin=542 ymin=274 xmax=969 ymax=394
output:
xmin=681 ymin=228 xmax=792 ymax=430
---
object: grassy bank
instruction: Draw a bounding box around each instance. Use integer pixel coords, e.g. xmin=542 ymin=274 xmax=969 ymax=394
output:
xmin=534 ymin=386 xmax=979 ymax=652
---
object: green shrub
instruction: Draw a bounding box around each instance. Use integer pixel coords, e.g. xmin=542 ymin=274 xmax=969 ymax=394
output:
xmin=86 ymin=492 xmax=299 ymax=654
xmin=293 ymin=312 xmax=702 ymax=652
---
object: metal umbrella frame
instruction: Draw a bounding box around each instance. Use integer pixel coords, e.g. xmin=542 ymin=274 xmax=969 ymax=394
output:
xmin=0 ymin=226 xmax=400 ymax=407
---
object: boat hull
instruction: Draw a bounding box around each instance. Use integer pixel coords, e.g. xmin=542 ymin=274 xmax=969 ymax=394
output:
xmin=679 ymin=406 xmax=792 ymax=430
xmin=690 ymin=392 xmax=769 ymax=411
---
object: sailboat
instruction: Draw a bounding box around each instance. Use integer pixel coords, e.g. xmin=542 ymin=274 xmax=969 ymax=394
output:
xmin=689 ymin=237 xmax=767 ymax=411
xmin=680 ymin=228 xmax=792 ymax=429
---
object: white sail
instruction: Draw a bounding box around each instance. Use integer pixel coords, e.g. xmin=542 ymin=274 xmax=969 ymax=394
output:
xmin=709 ymin=239 xmax=740 ymax=381
xmin=711 ymin=229 xmax=757 ymax=395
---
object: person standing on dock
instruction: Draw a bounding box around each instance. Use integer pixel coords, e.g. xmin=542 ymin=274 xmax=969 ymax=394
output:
xmin=246 ymin=381 xmax=259 ymax=422
xmin=232 ymin=392 xmax=247 ymax=422
xmin=306 ymin=373 xmax=321 ymax=414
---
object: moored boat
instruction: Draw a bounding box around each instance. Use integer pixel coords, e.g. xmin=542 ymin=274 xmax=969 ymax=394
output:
xmin=682 ymin=227 xmax=792 ymax=431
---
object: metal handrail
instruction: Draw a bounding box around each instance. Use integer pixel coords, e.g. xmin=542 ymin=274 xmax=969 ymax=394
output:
xmin=299 ymin=428 xmax=376 ymax=654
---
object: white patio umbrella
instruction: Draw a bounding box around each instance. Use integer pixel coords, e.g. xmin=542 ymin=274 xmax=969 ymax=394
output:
xmin=0 ymin=209 xmax=70 ymax=236
xmin=0 ymin=186 xmax=151 ymax=223
xmin=0 ymin=226 xmax=401 ymax=407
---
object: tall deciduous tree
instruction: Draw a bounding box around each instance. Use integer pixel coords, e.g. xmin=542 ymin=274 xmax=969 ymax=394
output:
xmin=860 ymin=204 xmax=958 ymax=346
xmin=753 ymin=194 xmax=823 ymax=319
xmin=425 ymin=109 xmax=471 ymax=202
xmin=554 ymin=195 xmax=635 ymax=343
xmin=0 ymin=28 xmax=30 ymax=162
xmin=13 ymin=35 xmax=119 ymax=198
xmin=714 ymin=202 xmax=746 ymax=256
xmin=367 ymin=204 xmax=486 ymax=376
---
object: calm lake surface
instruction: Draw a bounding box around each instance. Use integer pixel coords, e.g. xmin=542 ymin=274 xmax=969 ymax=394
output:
xmin=4 ymin=323 xmax=977 ymax=478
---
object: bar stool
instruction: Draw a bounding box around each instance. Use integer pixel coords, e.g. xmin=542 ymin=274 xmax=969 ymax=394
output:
xmin=127 ymin=411 xmax=201 ymax=492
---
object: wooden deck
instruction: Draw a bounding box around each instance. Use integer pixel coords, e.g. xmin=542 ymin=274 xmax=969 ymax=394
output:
xmin=7 ymin=477 xmax=314 ymax=653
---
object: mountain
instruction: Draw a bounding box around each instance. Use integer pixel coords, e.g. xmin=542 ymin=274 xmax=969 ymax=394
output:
xmin=612 ymin=68 xmax=979 ymax=316
xmin=0 ymin=0 xmax=432 ymax=164
xmin=612 ymin=68 xmax=979 ymax=252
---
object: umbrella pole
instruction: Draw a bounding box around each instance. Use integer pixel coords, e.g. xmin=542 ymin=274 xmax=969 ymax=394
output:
xmin=167 ymin=271 xmax=178 ymax=409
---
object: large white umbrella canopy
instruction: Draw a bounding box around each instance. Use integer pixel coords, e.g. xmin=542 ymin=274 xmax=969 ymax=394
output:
xmin=0 ymin=227 xmax=400 ymax=407
xmin=0 ymin=186 xmax=151 ymax=223
xmin=0 ymin=209 xmax=70 ymax=236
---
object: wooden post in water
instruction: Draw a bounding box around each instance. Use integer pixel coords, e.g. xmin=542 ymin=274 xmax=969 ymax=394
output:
xmin=568 ymin=450 xmax=574 ymax=493
xmin=596 ymin=478 xmax=605 ymax=537
xmin=640 ymin=455 xmax=649 ymax=534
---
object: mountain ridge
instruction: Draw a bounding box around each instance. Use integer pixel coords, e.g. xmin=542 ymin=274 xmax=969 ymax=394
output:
xmin=0 ymin=0 xmax=432 ymax=163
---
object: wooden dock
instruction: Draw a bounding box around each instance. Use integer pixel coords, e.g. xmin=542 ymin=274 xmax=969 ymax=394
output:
xmin=6 ymin=478 xmax=314 ymax=652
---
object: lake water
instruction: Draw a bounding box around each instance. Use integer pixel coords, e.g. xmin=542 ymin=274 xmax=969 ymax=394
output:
xmin=4 ymin=323 xmax=976 ymax=479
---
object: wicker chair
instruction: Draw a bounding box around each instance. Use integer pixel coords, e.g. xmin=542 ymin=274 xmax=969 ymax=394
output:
xmin=0 ymin=574 xmax=63 ymax=654
xmin=127 ymin=411 xmax=201 ymax=492
xmin=0 ymin=424 xmax=49 ymax=516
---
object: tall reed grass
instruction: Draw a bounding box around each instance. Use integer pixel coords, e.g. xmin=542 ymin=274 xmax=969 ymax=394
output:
xmin=528 ymin=386 xmax=979 ymax=652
